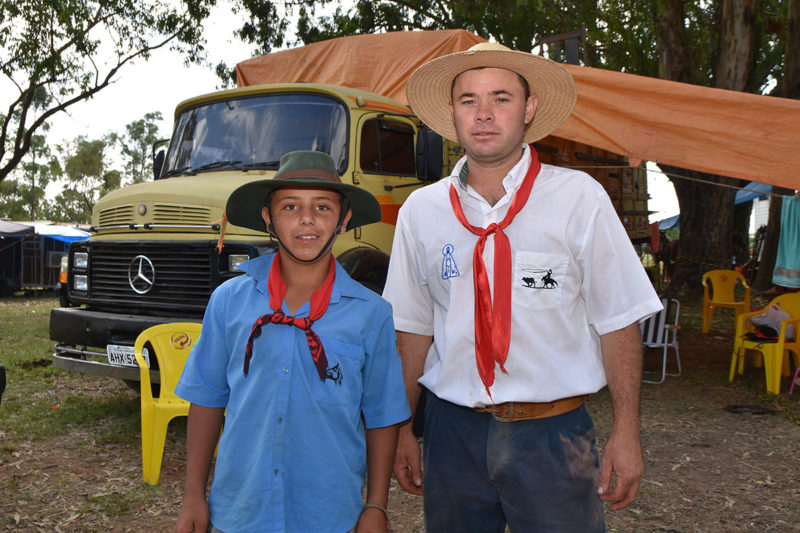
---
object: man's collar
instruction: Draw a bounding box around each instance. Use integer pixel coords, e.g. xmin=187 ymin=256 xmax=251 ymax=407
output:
xmin=455 ymin=144 xmax=531 ymax=191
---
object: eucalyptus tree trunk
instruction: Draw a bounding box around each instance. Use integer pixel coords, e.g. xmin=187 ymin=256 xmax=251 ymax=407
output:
xmin=656 ymin=0 xmax=756 ymax=296
xmin=755 ymin=0 xmax=800 ymax=290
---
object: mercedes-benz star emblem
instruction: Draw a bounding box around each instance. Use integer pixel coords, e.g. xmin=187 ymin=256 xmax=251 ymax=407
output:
xmin=128 ymin=255 xmax=156 ymax=294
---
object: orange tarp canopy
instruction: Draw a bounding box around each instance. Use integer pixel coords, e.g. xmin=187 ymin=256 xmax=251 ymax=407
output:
xmin=236 ymin=30 xmax=800 ymax=190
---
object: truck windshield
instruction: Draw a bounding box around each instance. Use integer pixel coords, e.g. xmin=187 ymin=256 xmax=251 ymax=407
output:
xmin=163 ymin=93 xmax=349 ymax=177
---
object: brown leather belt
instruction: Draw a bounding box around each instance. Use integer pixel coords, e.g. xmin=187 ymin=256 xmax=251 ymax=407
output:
xmin=473 ymin=395 xmax=588 ymax=422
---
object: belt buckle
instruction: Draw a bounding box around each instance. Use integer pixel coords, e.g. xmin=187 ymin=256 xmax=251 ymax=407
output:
xmin=491 ymin=402 xmax=515 ymax=422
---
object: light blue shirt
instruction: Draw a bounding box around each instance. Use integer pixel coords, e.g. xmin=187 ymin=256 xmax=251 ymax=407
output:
xmin=176 ymin=253 xmax=410 ymax=533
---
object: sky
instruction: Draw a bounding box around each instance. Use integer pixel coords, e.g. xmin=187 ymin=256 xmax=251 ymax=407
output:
xmin=2 ymin=3 xmax=679 ymax=222
xmin=34 ymin=4 xmax=254 ymax=152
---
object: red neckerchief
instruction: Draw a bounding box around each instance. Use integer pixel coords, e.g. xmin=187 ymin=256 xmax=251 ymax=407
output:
xmin=243 ymin=252 xmax=336 ymax=380
xmin=448 ymin=146 xmax=541 ymax=397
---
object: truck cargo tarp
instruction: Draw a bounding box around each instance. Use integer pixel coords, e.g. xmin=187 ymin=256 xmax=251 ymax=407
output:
xmin=236 ymin=30 xmax=800 ymax=190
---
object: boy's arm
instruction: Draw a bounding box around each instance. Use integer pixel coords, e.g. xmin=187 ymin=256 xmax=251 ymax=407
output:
xmin=176 ymin=404 xmax=225 ymax=533
xmin=356 ymin=424 xmax=399 ymax=533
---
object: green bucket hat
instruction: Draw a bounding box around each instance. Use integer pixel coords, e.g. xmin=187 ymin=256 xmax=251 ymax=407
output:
xmin=226 ymin=150 xmax=382 ymax=233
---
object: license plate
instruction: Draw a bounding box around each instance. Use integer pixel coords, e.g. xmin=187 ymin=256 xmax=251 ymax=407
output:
xmin=106 ymin=344 xmax=150 ymax=368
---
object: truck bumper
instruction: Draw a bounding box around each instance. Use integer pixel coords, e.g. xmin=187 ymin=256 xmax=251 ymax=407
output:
xmin=49 ymin=307 xmax=199 ymax=381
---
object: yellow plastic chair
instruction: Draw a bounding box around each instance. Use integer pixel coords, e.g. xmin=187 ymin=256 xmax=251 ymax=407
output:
xmin=134 ymin=322 xmax=202 ymax=485
xmin=730 ymin=293 xmax=800 ymax=395
xmin=702 ymin=270 xmax=751 ymax=333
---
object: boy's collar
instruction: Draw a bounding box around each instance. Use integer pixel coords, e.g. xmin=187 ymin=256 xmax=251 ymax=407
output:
xmin=240 ymin=253 xmax=370 ymax=308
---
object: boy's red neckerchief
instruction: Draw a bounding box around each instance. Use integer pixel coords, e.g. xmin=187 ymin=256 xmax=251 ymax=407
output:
xmin=448 ymin=145 xmax=541 ymax=398
xmin=243 ymin=251 xmax=336 ymax=380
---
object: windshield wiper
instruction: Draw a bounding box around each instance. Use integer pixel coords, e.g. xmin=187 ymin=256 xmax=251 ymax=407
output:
xmin=191 ymin=160 xmax=244 ymax=173
xmin=162 ymin=166 xmax=194 ymax=178
xmin=242 ymin=160 xmax=281 ymax=169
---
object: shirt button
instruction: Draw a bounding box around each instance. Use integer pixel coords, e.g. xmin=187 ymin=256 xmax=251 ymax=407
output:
xmin=282 ymin=368 xmax=289 ymax=374
xmin=274 ymin=468 xmax=279 ymax=475
xmin=277 ymin=417 xmax=283 ymax=423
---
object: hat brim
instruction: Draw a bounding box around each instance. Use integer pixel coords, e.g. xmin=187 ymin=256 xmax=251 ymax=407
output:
xmin=226 ymin=177 xmax=382 ymax=234
xmin=406 ymin=48 xmax=577 ymax=144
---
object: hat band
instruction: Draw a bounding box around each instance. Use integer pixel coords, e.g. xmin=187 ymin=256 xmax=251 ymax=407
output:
xmin=278 ymin=168 xmax=341 ymax=182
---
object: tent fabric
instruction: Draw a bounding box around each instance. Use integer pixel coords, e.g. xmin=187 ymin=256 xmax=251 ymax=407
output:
xmin=236 ymin=30 xmax=800 ymax=191
xmin=236 ymin=30 xmax=484 ymax=104
xmin=657 ymin=215 xmax=680 ymax=231
xmin=28 ymin=222 xmax=90 ymax=244
xmin=556 ymin=65 xmax=800 ymax=190
xmin=0 ymin=220 xmax=35 ymax=237
xmin=734 ymin=181 xmax=772 ymax=205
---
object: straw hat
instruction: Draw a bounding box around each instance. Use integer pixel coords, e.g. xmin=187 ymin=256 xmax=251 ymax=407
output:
xmin=406 ymin=42 xmax=577 ymax=143
xmin=226 ymin=150 xmax=382 ymax=233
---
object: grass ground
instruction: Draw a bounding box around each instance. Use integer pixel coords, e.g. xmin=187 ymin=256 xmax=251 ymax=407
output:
xmin=1 ymin=295 xmax=799 ymax=532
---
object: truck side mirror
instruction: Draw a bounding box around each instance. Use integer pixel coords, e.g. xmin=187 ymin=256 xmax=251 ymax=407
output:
xmin=152 ymin=139 xmax=169 ymax=179
xmin=416 ymin=129 xmax=443 ymax=182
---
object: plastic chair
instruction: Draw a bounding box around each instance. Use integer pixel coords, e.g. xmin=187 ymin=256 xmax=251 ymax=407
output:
xmin=702 ymin=270 xmax=751 ymax=333
xmin=790 ymin=365 xmax=800 ymax=400
xmin=729 ymin=293 xmax=800 ymax=395
xmin=134 ymin=322 xmax=202 ymax=485
xmin=640 ymin=298 xmax=681 ymax=384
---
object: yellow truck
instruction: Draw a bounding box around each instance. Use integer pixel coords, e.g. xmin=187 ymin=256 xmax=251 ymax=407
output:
xmin=50 ymin=82 xmax=455 ymax=383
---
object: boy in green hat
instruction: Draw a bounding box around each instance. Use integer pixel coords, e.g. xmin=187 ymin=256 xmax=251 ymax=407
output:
xmin=175 ymin=150 xmax=411 ymax=533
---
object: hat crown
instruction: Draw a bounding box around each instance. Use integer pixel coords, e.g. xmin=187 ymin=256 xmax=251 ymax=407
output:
xmin=466 ymin=42 xmax=512 ymax=53
xmin=274 ymin=150 xmax=341 ymax=183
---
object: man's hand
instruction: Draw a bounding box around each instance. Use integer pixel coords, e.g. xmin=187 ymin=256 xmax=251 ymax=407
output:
xmin=392 ymin=424 xmax=424 ymax=495
xmin=597 ymin=430 xmax=643 ymax=510
xmin=598 ymin=322 xmax=645 ymax=510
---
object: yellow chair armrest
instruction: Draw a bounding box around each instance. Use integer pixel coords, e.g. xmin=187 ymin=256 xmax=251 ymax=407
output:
xmin=134 ymin=352 xmax=153 ymax=401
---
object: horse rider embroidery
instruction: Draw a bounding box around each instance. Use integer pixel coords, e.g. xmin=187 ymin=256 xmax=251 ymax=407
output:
xmin=441 ymin=244 xmax=460 ymax=279
xmin=522 ymin=269 xmax=558 ymax=289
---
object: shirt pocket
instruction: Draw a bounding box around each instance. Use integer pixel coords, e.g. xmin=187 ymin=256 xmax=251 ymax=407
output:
xmin=312 ymin=336 xmax=364 ymax=409
xmin=513 ymin=251 xmax=568 ymax=311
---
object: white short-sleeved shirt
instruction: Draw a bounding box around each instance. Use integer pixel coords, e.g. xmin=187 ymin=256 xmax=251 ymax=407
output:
xmin=383 ymin=145 xmax=662 ymax=407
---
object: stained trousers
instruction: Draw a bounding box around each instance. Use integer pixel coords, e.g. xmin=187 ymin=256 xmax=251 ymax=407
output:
xmin=422 ymin=391 xmax=605 ymax=533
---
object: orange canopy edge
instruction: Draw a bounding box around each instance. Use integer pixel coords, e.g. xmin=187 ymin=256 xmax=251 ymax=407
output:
xmin=236 ymin=30 xmax=800 ymax=190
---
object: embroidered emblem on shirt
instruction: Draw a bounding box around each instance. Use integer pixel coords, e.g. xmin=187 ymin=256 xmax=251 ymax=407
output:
xmin=325 ymin=363 xmax=343 ymax=385
xmin=521 ymin=269 xmax=559 ymax=289
xmin=441 ymin=244 xmax=460 ymax=280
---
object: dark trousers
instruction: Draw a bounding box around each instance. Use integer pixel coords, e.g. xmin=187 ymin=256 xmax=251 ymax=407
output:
xmin=423 ymin=391 xmax=605 ymax=533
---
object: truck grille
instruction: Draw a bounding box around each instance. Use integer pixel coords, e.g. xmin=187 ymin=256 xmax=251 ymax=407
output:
xmin=153 ymin=204 xmax=212 ymax=224
xmin=85 ymin=242 xmax=218 ymax=314
xmin=98 ymin=205 xmax=134 ymax=226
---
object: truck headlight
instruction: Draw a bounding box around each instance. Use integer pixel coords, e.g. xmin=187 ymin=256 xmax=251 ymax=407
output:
xmin=228 ymin=254 xmax=250 ymax=272
xmin=74 ymin=252 xmax=88 ymax=269
xmin=74 ymin=275 xmax=88 ymax=291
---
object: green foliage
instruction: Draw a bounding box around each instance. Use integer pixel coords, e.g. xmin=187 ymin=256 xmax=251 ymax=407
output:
xmin=116 ymin=111 xmax=164 ymax=185
xmin=0 ymin=0 xmax=213 ymax=181
xmin=53 ymin=136 xmax=114 ymax=223
xmin=0 ymin=132 xmax=61 ymax=220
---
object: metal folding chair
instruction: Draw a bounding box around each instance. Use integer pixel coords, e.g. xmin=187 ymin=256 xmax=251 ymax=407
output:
xmin=641 ymin=298 xmax=681 ymax=384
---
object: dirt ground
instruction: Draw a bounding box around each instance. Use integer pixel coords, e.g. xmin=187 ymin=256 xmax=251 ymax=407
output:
xmin=2 ymin=318 xmax=800 ymax=532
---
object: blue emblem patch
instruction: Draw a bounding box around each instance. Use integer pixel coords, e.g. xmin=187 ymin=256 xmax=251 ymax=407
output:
xmin=441 ymin=244 xmax=460 ymax=279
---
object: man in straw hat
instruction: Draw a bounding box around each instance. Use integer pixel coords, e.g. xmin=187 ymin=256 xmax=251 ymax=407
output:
xmin=175 ymin=150 xmax=410 ymax=533
xmin=383 ymin=43 xmax=661 ymax=531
